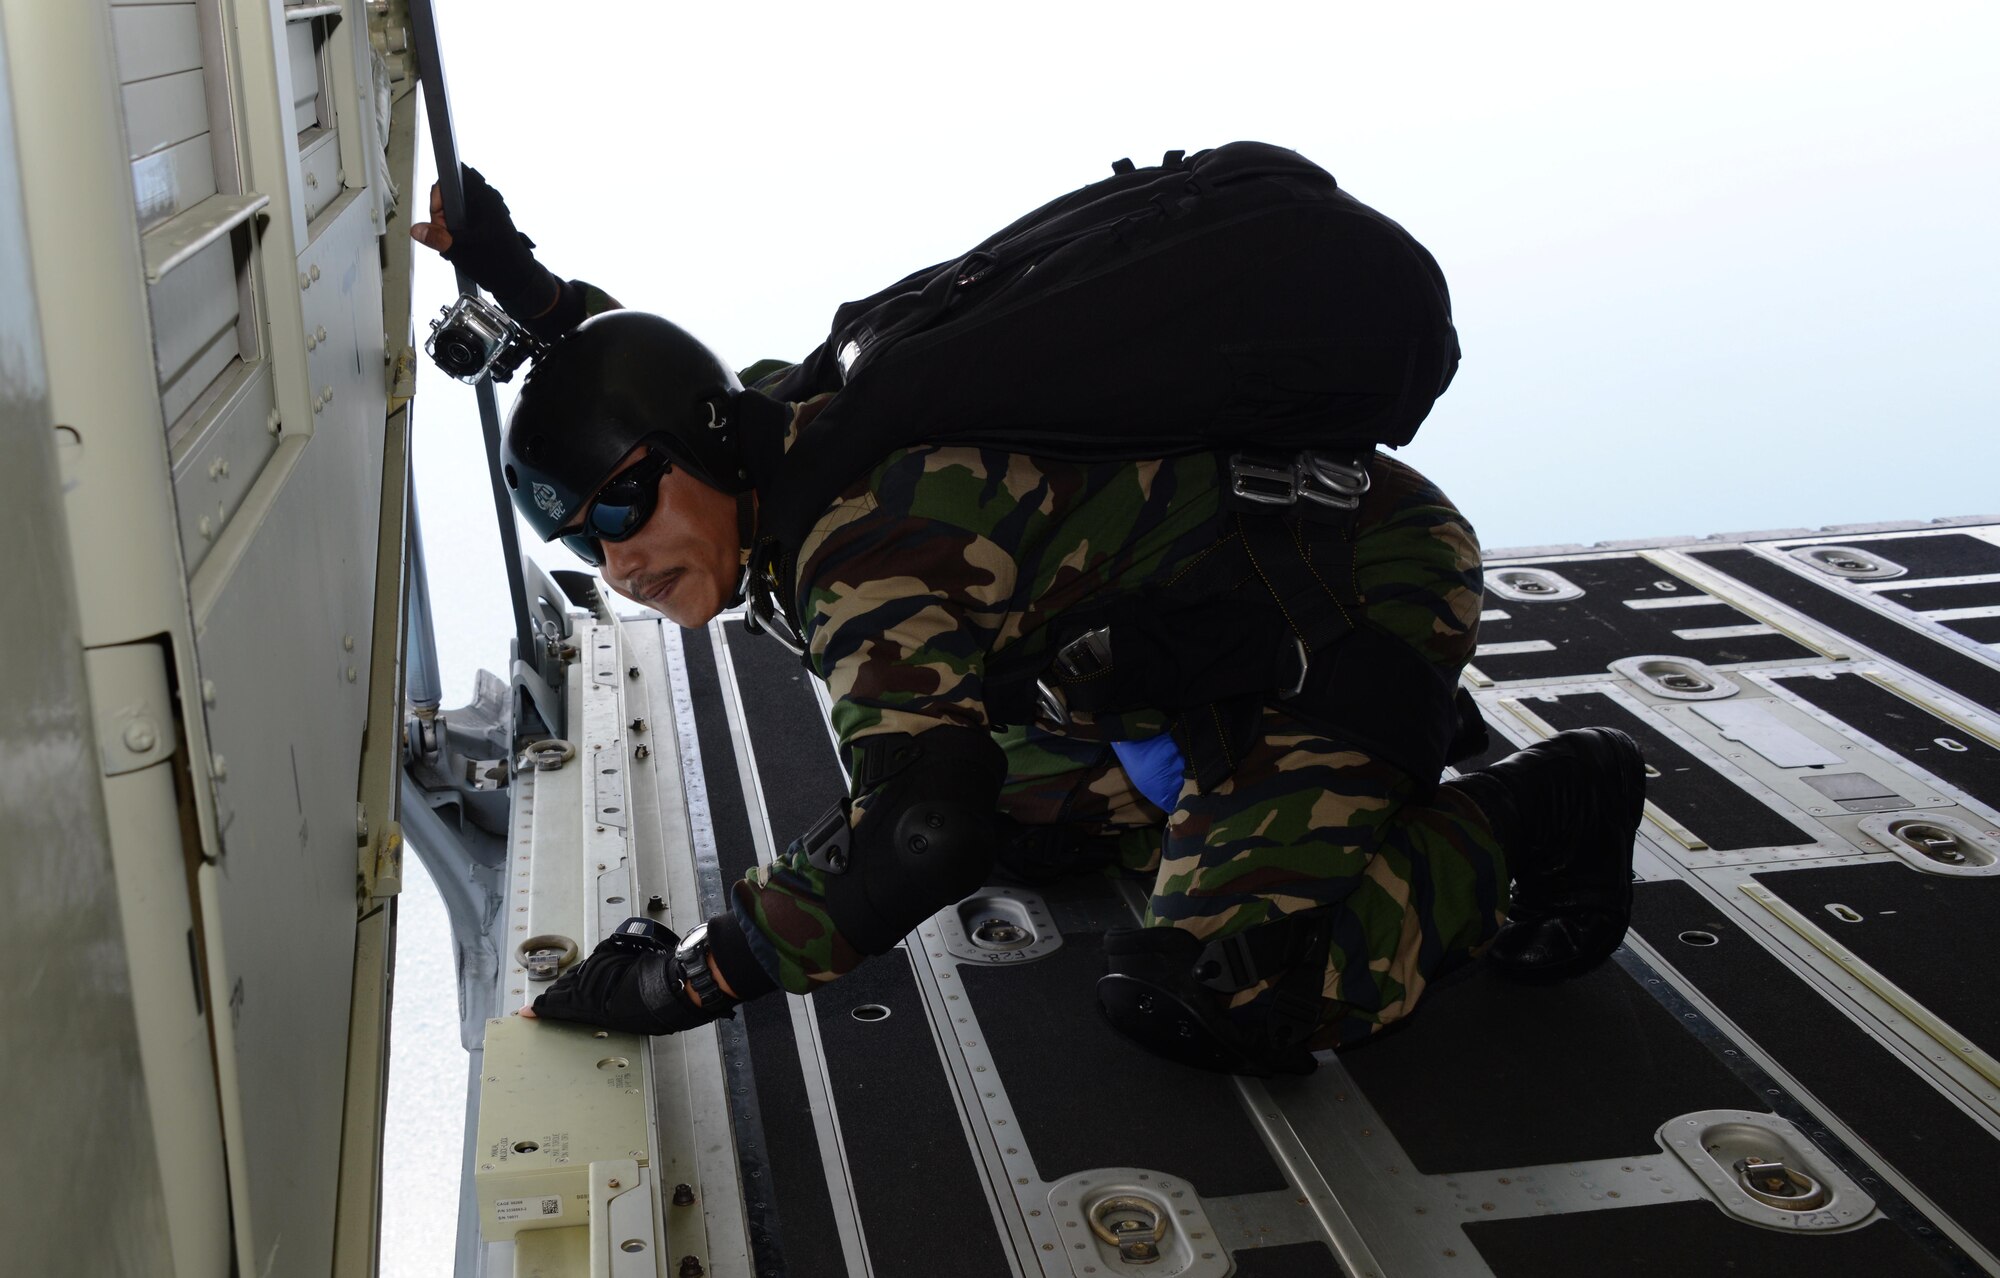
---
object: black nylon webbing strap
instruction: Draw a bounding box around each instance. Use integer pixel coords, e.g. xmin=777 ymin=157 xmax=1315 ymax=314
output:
xmin=1198 ymin=907 xmax=1340 ymax=1052
xmin=1237 ymin=512 xmax=1359 ymax=652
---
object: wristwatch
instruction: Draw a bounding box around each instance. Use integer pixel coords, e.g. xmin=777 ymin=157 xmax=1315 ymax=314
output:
xmin=673 ymin=922 xmax=733 ymax=1013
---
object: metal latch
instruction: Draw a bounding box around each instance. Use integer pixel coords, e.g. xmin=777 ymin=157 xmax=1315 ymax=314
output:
xmin=1733 ymin=1157 xmax=1828 ymax=1210
xmin=1892 ymin=821 xmax=1966 ymax=865
xmin=518 ymin=934 xmax=579 ymax=982
xmin=972 ymin=918 xmax=1030 ymax=948
xmin=518 ymin=739 xmax=575 ymax=772
xmin=1789 ymin=544 xmax=1907 ymax=581
xmin=1611 ymin=655 xmax=1735 ymax=701
xmin=1090 ymin=1196 xmax=1165 ymax=1264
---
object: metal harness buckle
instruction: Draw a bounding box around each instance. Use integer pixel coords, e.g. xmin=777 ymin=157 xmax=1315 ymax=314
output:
xmin=744 ymin=589 xmax=807 ymax=657
xmin=1227 ymin=450 xmax=1372 ymax=512
xmin=1034 ymin=626 xmax=1114 ymax=727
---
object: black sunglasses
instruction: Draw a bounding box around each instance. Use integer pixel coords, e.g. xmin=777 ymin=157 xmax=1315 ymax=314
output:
xmin=559 ymin=449 xmax=674 ymax=567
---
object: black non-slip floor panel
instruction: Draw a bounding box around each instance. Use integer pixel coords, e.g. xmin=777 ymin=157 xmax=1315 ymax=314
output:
xmin=1465 ymin=1201 xmax=1956 ymax=1278
xmin=1881 ymin=581 xmax=2000 ymax=612
xmin=1772 ymin=671 xmax=2000 ymax=808
xmin=1633 ymin=879 xmax=2000 ymax=1257
xmin=1525 ymin=691 xmax=1817 ymax=851
xmin=1474 ymin=555 xmax=1815 ymax=682
xmin=1795 ymin=533 xmax=2000 ymax=581
xmin=959 ymin=933 xmax=1291 ymax=1198
xmin=724 ymin=620 xmax=847 ymax=837
xmin=1690 ymin=549 xmax=2000 ymax=714
xmin=815 ymin=952 xmax=1012 ymax=1278
xmin=1945 ymin=615 xmax=2000 ymax=644
xmin=1752 ymin=862 xmax=2000 ymax=1061
xmin=679 ymin=626 xmax=843 ymax=1275
xmin=1229 ymin=1241 xmax=1347 ymax=1277
xmin=1331 ymin=959 xmax=1761 ymax=1174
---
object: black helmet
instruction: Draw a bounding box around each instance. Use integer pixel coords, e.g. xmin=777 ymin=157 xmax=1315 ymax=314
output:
xmin=502 ymin=311 xmax=745 ymax=542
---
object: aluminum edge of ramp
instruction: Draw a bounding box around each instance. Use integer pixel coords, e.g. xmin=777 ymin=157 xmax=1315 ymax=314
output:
xmin=626 ymin=516 xmax=2000 ymax=1278
xmin=469 ymin=614 xmax=754 ymax=1278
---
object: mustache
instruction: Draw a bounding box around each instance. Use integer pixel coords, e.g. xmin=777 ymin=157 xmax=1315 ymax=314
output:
xmin=628 ymin=567 xmax=682 ymax=599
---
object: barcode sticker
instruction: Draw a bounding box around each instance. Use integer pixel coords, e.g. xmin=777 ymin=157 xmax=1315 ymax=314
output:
xmin=494 ymin=1195 xmax=566 ymax=1223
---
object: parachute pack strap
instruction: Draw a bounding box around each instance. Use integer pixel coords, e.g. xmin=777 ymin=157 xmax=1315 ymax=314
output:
xmin=1233 ymin=510 xmax=1362 ymax=658
xmin=1286 ymin=625 xmax=1461 ymax=792
xmin=1171 ymin=691 xmax=1265 ymax=795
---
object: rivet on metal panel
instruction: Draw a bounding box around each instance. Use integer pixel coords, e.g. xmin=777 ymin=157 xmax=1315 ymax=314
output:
xmin=629 ymin=718 xmax=647 ymax=732
xmin=198 ymin=515 xmax=214 ymax=539
xmin=635 ymin=744 xmax=651 ymax=760
xmin=678 ymin=1256 xmax=703 ymax=1278
xmin=647 ymin=895 xmax=666 ymax=912
xmin=672 ymin=1183 xmax=695 ymax=1206
xmin=627 ymin=666 xmax=640 ymax=679
xmin=316 ymin=326 xmax=327 ymax=343
xmin=211 ymin=754 xmax=228 ymax=781
xmin=343 ymin=635 xmax=355 ymax=652
xmin=310 ymin=264 xmax=321 ymax=281
xmin=201 ymin=679 xmax=217 ymax=706
xmin=306 ymin=332 xmax=318 ymax=351
xmin=300 ymin=273 xmax=311 ymax=291
xmin=267 ymin=409 xmax=283 ymax=436
xmin=346 ymin=667 xmax=358 ymax=683
xmin=122 ymin=720 xmax=158 ymax=753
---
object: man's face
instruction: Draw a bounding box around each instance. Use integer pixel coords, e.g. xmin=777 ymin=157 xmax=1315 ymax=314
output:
xmin=582 ymin=447 xmax=741 ymax=627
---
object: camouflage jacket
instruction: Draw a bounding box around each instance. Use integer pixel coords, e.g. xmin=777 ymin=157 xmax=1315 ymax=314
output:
xmin=730 ymin=420 xmax=1481 ymax=994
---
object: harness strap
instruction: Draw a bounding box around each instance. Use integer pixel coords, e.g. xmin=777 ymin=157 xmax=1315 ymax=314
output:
xmin=1195 ymin=906 xmax=1340 ymax=1051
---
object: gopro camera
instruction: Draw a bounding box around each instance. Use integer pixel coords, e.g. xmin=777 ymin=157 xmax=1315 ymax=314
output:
xmin=425 ymin=293 xmax=541 ymax=384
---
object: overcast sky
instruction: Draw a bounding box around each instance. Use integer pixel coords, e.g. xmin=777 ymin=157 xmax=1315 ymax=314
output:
xmin=406 ymin=0 xmax=1998 ymax=708
xmin=386 ymin=4 xmax=1997 ymax=1269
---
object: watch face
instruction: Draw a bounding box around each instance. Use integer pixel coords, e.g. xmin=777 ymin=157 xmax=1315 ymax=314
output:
xmin=675 ymin=922 xmax=709 ymax=960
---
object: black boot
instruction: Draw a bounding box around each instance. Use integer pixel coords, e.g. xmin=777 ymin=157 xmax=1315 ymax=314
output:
xmin=1452 ymin=727 xmax=1646 ymax=982
xmin=1097 ymin=926 xmax=1318 ymax=1077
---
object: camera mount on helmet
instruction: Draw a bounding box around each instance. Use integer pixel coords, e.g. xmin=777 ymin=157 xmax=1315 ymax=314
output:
xmin=425 ymin=292 xmax=543 ymax=384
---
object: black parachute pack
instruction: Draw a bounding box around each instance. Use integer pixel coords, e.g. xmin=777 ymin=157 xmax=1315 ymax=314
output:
xmin=750 ymin=142 xmax=1478 ymax=791
xmin=756 ymin=141 xmax=1459 ymax=603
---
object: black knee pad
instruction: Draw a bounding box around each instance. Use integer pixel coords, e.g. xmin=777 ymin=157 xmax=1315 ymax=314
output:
xmin=816 ymin=727 xmax=1007 ymax=954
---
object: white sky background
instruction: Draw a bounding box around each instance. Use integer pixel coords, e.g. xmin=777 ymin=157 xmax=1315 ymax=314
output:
xmin=384 ymin=3 xmax=1998 ymax=1272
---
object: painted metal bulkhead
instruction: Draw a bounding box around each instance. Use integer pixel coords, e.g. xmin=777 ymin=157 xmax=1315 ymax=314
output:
xmin=0 ymin=0 xmax=422 ymax=1273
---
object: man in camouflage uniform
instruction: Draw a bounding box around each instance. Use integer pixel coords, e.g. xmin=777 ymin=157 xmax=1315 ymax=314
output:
xmin=414 ymin=167 xmax=1644 ymax=1076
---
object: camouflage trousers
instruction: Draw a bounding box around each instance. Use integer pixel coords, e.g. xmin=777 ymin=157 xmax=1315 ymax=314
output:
xmin=994 ymin=455 xmax=1509 ymax=1046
